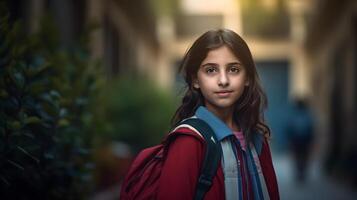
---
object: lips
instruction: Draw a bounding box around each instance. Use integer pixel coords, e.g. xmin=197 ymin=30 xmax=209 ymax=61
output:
xmin=215 ymin=90 xmax=233 ymax=97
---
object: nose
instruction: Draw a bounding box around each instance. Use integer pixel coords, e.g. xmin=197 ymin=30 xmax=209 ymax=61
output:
xmin=218 ymin=72 xmax=229 ymax=87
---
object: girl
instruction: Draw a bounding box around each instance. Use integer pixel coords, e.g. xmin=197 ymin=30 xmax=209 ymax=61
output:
xmin=157 ymin=29 xmax=279 ymax=200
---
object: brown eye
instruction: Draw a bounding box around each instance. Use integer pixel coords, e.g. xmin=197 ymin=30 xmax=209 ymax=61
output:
xmin=229 ymin=67 xmax=240 ymax=73
xmin=205 ymin=67 xmax=217 ymax=74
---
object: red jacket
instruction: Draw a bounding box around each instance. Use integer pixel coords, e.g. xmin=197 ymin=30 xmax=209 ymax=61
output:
xmin=157 ymin=127 xmax=279 ymax=200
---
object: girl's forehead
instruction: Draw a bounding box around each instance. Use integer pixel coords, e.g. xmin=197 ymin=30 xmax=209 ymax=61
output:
xmin=202 ymin=46 xmax=241 ymax=63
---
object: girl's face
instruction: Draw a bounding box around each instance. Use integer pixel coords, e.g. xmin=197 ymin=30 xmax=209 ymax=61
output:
xmin=193 ymin=45 xmax=249 ymax=113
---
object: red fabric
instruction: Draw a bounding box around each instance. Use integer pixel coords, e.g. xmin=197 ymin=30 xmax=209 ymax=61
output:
xmin=120 ymin=145 xmax=164 ymax=200
xmin=157 ymin=127 xmax=280 ymax=200
xmin=157 ymin=127 xmax=225 ymax=200
xmin=259 ymin=139 xmax=280 ymax=200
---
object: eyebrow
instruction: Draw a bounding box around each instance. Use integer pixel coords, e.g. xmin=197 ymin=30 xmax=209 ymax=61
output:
xmin=201 ymin=62 xmax=242 ymax=68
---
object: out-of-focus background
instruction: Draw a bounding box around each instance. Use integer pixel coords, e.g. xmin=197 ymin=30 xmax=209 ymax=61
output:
xmin=0 ymin=0 xmax=356 ymax=199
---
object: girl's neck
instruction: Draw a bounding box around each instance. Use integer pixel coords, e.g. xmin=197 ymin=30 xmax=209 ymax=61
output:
xmin=205 ymin=105 xmax=240 ymax=131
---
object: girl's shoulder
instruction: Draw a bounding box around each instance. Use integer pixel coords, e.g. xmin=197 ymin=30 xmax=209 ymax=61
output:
xmin=164 ymin=126 xmax=206 ymax=165
xmin=164 ymin=118 xmax=212 ymax=156
xmin=167 ymin=125 xmax=206 ymax=143
xmin=168 ymin=116 xmax=209 ymax=142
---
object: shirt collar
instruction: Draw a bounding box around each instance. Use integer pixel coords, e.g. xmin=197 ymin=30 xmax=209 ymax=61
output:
xmin=194 ymin=106 xmax=264 ymax=154
xmin=194 ymin=106 xmax=233 ymax=141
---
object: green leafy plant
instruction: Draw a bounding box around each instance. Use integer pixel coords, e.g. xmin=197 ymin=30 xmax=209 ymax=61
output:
xmin=94 ymin=76 xmax=177 ymax=153
xmin=0 ymin=5 xmax=102 ymax=199
xmin=0 ymin=2 xmax=177 ymax=199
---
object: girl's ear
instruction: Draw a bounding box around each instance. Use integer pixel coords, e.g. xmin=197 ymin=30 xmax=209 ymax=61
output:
xmin=245 ymin=80 xmax=249 ymax=86
xmin=193 ymin=79 xmax=200 ymax=89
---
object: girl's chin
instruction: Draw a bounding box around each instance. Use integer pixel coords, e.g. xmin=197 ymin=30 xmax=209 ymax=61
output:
xmin=206 ymin=101 xmax=236 ymax=110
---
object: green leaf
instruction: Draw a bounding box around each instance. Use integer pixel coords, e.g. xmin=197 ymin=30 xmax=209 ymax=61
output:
xmin=0 ymin=36 xmax=11 ymax=56
xmin=0 ymin=89 xmax=8 ymax=98
xmin=29 ymin=81 xmax=47 ymax=95
xmin=50 ymin=90 xmax=61 ymax=99
xmin=44 ymin=152 xmax=55 ymax=160
xmin=58 ymin=119 xmax=70 ymax=127
xmin=24 ymin=116 xmax=42 ymax=125
xmin=8 ymin=121 xmax=21 ymax=130
xmin=9 ymin=69 xmax=25 ymax=90
xmin=7 ymin=159 xmax=24 ymax=170
xmin=16 ymin=146 xmax=40 ymax=163
xmin=0 ymin=175 xmax=10 ymax=186
xmin=26 ymin=63 xmax=50 ymax=78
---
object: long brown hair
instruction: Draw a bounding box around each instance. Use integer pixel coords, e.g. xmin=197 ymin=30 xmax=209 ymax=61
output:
xmin=171 ymin=29 xmax=270 ymax=139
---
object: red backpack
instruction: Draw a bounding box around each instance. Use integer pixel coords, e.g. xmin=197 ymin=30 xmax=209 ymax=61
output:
xmin=119 ymin=118 xmax=221 ymax=200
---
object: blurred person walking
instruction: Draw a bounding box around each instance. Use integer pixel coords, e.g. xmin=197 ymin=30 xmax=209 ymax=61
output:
xmin=286 ymin=98 xmax=315 ymax=184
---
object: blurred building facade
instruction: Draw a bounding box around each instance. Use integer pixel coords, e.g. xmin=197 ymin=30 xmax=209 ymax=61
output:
xmin=87 ymin=0 xmax=164 ymax=84
xmin=7 ymin=0 xmax=171 ymax=87
xmin=303 ymin=0 xmax=357 ymax=185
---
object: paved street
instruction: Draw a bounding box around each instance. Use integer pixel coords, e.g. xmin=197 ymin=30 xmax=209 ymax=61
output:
xmin=273 ymin=154 xmax=357 ymax=200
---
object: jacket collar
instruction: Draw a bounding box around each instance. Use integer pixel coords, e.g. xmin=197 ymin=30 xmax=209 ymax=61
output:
xmin=194 ymin=106 xmax=264 ymax=154
xmin=195 ymin=106 xmax=233 ymax=141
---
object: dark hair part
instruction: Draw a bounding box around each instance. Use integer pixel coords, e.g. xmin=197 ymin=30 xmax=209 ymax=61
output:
xmin=171 ymin=29 xmax=271 ymax=139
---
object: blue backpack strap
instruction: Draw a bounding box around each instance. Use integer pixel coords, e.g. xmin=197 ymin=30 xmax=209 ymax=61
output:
xmin=252 ymin=132 xmax=265 ymax=155
xmin=177 ymin=118 xmax=222 ymax=200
